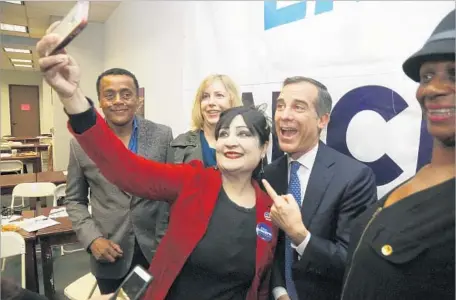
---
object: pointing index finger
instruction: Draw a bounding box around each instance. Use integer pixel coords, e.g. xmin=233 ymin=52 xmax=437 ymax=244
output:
xmin=262 ymin=179 xmax=279 ymax=199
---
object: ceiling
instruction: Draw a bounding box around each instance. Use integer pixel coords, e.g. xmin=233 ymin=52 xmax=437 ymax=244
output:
xmin=0 ymin=1 xmax=120 ymax=71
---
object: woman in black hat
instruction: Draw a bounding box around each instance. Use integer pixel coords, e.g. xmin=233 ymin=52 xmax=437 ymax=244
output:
xmin=340 ymin=9 xmax=455 ymax=300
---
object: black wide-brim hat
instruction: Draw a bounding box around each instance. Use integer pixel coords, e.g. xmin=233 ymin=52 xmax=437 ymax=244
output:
xmin=403 ymin=9 xmax=455 ymax=82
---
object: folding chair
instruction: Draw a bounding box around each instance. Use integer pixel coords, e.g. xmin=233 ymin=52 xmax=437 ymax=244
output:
xmin=64 ymin=272 xmax=99 ymax=300
xmin=0 ymin=160 xmax=24 ymax=174
xmin=11 ymin=182 xmax=57 ymax=211
xmin=1 ymin=232 xmax=26 ymax=288
xmin=54 ymin=183 xmax=67 ymax=204
xmin=53 ymin=184 xmax=85 ymax=255
xmin=64 ymin=272 xmax=127 ymax=300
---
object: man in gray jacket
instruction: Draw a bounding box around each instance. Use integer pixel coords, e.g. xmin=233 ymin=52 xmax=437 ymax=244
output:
xmin=65 ymin=68 xmax=173 ymax=294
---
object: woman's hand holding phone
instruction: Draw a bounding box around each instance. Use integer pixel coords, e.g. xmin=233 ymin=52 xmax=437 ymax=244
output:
xmin=37 ymin=22 xmax=80 ymax=98
xmin=36 ymin=22 xmax=89 ymax=114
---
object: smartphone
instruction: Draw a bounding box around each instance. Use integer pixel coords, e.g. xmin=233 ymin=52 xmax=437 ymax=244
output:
xmin=48 ymin=1 xmax=90 ymax=55
xmin=110 ymin=265 xmax=154 ymax=300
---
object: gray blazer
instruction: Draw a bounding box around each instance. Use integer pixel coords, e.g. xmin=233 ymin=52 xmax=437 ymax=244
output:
xmin=168 ymin=130 xmax=203 ymax=164
xmin=65 ymin=116 xmax=173 ymax=279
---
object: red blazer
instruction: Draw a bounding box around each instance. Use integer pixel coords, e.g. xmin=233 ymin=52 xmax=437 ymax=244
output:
xmin=68 ymin=111 xmax=278 ymax=300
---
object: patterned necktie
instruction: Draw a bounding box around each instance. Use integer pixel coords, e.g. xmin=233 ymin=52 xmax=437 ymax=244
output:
xmin=285 ymin=161 xmax=302 ymax=300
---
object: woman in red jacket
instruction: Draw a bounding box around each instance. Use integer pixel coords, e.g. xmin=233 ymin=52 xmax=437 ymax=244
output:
xmin=37 ymin=24 xmax=278 ymax=300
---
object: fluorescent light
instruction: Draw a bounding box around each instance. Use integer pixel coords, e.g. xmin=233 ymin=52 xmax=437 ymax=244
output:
xmin=14 ymin=64 xmax=32 ymax=68
xmin=1 ymin=23 xmax=27 ymax=33
xmin=4 ymin=1 xmax=24 ymax=4
xmin=4 ymin=48 xmax=31 ymax=54
xmin=11 ymin=58 xmax=32 ymax=63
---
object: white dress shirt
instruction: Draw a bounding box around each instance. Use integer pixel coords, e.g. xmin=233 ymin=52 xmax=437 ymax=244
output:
xmin=272 ymin=143 xmax=319 ymax=300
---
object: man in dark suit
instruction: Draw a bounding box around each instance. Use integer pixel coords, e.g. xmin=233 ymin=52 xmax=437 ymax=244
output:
xmin=264 ymin=76 xmax=377 ymax=300
xmin=65 ymin=68 xmax=173 ymax=294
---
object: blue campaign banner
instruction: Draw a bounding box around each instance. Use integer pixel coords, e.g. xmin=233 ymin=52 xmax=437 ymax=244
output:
xmin=264 ymin=0 xmax=334 ymax=30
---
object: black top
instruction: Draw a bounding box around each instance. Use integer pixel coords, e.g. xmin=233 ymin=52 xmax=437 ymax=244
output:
xmin=166 ymin=188 xmax=257 ymax=300
xmin=341 ymin=178 xmax=455 ymax=300
xmin=66 ymin=98 xmax=97 ymax=134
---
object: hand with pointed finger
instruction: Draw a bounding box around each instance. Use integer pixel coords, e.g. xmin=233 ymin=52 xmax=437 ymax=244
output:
xmin=262 ymin=179 xmax=309 ymax=245
xmin=36 ymin=21 xmax=80 ymax=100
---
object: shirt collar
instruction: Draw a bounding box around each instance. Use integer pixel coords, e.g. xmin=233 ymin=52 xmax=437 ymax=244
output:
xmin=132 ymin=116 xmax=138 ymax=131
xmin=105 ymin=116 xmax=138 ymax=131
xmin=287 ymin=142 xmax=319 ymax=170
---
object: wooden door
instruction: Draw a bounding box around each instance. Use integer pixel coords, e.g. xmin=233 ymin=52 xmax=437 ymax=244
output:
xmin=9 ymin=85 xmax=40 ymax=137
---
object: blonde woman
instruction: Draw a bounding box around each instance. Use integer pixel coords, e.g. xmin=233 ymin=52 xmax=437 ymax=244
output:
xmin=169 ymin=74 xmax=243 ymax=166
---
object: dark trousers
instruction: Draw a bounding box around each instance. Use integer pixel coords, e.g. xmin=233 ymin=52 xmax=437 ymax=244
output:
xmin=96 ymin=240 xmax=150 ymax=295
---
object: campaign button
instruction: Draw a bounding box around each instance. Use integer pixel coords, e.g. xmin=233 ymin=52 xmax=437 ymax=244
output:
xmin=256 ymin=223 xmax=273 ymax=242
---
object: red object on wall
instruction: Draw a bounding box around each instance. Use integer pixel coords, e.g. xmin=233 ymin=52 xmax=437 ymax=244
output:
xmin=137 ymin=87 xmax=145 ymax=118
xmin=21 ymin=104 xmax=31 ymax=111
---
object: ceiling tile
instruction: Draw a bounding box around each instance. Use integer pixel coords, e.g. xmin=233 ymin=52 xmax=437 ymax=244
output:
xmin=28 ymin=27 xmax=46 ymax=38
xmin=1 ymin=3 xmax=27 ymax=18
xmin=1 ymin=15 xmax=28 ymax=27
xmin=1 ymin=1 xmax=120 ymax=71
xmin=27 ymin=17 xmax=49 ymax=27
xmin=1 ymin=30 xmax=29 ymax=37
xmin=5 ymin=52 xmax=33 ymax=60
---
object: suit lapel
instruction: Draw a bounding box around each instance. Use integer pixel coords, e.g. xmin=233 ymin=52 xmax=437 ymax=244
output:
xmin=186 ymin=132 xmax=204 ymax=162
xmin=136 ymin=117 xmax=148 ymax=158
xmin=301 ymin=143 xmax=335 ymax=226
xmin=169 ymin=131 xmax=204 ymax=163
xmin=127 ymin=118 xmax=148 ymax=199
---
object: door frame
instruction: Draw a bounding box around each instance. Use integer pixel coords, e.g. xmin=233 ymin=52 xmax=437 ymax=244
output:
xmin=9 ymin=84 xmax=41 ymax=136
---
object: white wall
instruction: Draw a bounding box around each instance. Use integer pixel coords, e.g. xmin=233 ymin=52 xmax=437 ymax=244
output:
xmin=102 ymin=1 xmax=453 ymax=197
xmin=179 ymin=1 xmax=454 ymax=197
xmin=104 ymin=1 xmax=187 ymax=135
xmin=48 ymin=21 xmax=105 ymax=171
xmin=0 ymin=70 xmax=52 ymax=136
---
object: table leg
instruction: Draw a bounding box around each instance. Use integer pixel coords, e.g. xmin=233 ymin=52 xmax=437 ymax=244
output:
xmin=30 ymin=198 xmax=37 ymax=210
xmin=31 ymin=197 xmax=44 ymax=215
xmin=25 ymin=240 xmax=39 ymax=293
xmin=36 ymin=198 xmax=42 ymax=216
xmin=34 ymin=158 xmax=42 ymax=173
xmin=40 ymin=237 xmax=55 ymax=299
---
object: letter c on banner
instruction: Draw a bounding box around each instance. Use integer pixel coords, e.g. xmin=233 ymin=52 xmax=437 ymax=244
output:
xmin=327 ymin=85 xmax=408 ymax=186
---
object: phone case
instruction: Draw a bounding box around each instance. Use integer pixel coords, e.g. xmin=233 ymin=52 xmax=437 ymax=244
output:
xmin=109 ymin=265 xmax=154 ymax=300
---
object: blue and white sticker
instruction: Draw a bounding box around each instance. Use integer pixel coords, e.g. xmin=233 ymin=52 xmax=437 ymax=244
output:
xmin=264 ymin=211 xmax=271 ymax=221
xmin=256 ymin=223 xmax=273 ymax=242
